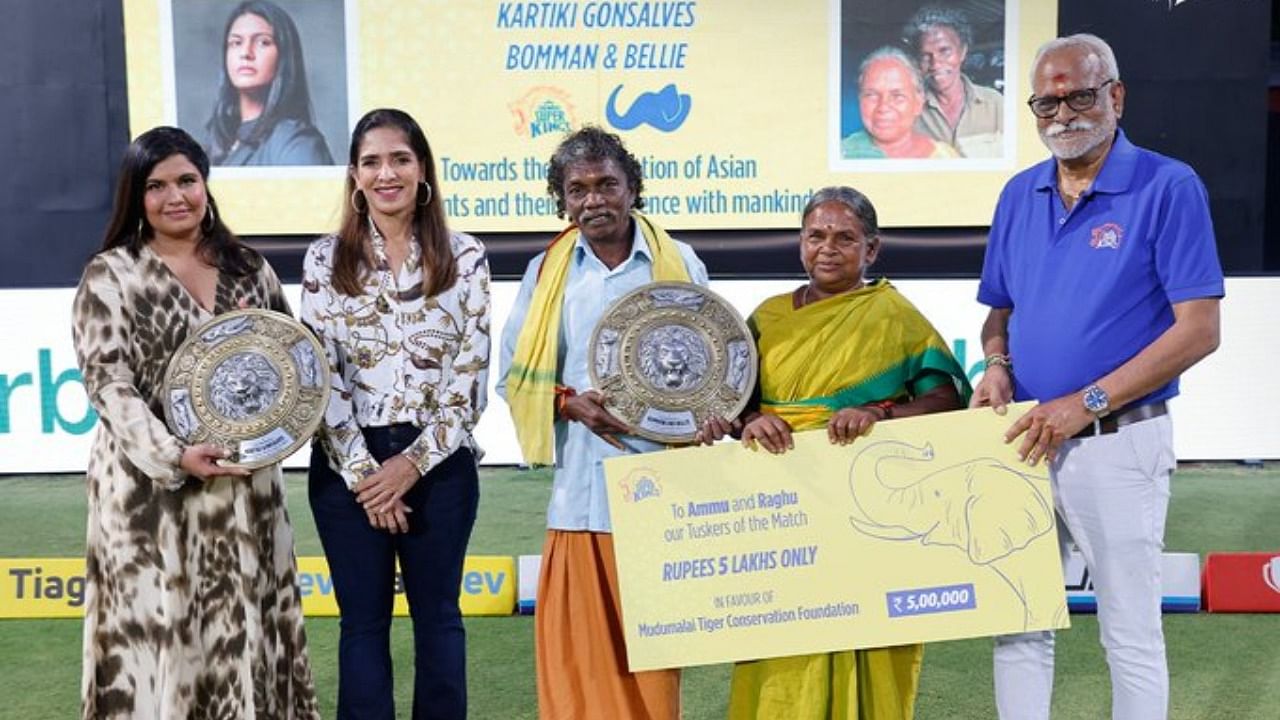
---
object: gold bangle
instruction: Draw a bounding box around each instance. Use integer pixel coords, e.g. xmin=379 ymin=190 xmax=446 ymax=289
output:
xmin=984 ymin=354 xmax=1012 ymax=370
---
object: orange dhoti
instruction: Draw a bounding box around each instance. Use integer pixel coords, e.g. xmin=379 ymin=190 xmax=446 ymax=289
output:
xmin=536 ymin=530 xmax=681 ymax=720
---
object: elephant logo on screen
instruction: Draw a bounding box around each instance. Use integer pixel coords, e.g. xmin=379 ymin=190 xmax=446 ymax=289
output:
xmin=847 ymin=440 xmax=1067 ymax=629
xmin=605 ymin=84 xmax=692 ymax=132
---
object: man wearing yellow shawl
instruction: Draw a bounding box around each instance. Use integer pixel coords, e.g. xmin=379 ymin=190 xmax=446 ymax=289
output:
xmin=497 ymin=126 xmax=708 ymax=720
xmin=728 ymin=186 xmax=971 ymax=720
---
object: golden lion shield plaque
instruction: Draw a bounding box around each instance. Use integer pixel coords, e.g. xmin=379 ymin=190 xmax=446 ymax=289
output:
xmin=162 ymin=309 xmax=329 ymax=469
xmin=589 ymin=282 xmax=756 ymax=443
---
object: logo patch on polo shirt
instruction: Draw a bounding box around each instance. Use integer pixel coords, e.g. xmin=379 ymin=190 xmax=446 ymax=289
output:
xmin=1090 ymin=222 xmax=1123 ymax=249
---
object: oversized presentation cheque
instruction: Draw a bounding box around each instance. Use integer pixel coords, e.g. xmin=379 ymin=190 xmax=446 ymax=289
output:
xmin=603 ymin=403 xmax=1069 ymax=671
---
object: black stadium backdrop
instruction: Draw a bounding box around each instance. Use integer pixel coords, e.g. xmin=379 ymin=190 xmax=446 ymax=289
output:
xmin=0 ymin=0 xmax=1273 ymax=287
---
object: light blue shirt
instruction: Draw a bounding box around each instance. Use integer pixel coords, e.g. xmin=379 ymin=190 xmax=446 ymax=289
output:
xmin=497 ymin=222 xmax=708 ymax=532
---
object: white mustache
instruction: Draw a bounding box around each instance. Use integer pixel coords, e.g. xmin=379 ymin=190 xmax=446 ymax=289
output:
xmin=1044 ymin=118 xmax=1097 ymax=137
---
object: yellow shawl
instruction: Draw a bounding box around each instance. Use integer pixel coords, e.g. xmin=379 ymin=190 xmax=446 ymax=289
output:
xmin=506 ymin=212 xmax=691 ymax=464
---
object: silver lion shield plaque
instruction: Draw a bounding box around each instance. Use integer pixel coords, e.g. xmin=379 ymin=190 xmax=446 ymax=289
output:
xmin=589 ymin=282 xmax=756 ymax=443
xmin=163 ymin=308 xmax=329 ymax=469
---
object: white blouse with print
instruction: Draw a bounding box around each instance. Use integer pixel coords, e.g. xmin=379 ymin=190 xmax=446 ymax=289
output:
xmin=300 ymin=226 xmax=490 ymax=488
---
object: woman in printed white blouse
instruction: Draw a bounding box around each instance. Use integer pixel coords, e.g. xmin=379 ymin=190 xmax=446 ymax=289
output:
xmin=299 ymin=108 xmax=490 ymax=720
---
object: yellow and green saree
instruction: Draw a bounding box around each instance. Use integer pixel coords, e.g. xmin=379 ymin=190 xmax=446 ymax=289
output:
xmin=728 ymin=279 xmax=971 ymax=720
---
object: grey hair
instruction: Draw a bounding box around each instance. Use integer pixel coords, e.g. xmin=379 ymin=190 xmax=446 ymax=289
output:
xmin=801 ymin=186 xmax=880 ymax=239
xmin=903 ymin=5 xmax=973 ymax=50
xmin=858 ymin=46 xmax=925 ymax=96
xmin=1031 ymin=33 xmax=1120 ymax=86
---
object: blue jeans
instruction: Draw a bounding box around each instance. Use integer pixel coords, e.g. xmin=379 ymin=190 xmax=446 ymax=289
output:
xmin=309 ymin=425 xmax=478 ymax=720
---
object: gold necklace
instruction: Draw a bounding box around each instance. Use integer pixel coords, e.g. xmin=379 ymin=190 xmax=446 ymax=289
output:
xmin=803 ymin=280 xmax=865 ymax=306
xmin=1058 ymin=178 xmax=1090 ymax=202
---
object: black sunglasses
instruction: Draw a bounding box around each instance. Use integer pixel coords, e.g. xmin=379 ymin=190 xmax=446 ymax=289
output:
xmin=1026 ymin=79 xmax=1116 ymax=119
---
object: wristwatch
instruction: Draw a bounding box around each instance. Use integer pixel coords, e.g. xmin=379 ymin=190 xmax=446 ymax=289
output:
xmin=1082 ymin=384 xmax=1111 ymax=417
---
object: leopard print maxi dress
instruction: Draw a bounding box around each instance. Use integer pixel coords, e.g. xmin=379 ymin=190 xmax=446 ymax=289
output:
xmin=72 ymin=244 xmax=320 ymax=719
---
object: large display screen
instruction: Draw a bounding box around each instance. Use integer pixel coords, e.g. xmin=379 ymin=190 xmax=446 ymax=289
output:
xmin=123 ymin=0 xmax=1057 ymax=234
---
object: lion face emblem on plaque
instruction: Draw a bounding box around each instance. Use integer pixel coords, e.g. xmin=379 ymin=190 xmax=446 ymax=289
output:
xmin=638 ymin=325 xmax=709 ymax=392
xmin=163 ymin=309 xmax=329 ymax=469
xmin=589 ymin=282 xmax=756 ymax=443
xmin=208 ymin=352 xmax=283 ymax=420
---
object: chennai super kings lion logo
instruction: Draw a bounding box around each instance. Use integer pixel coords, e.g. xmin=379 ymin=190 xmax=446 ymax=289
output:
xmin=509 ymin=87 xmax=576 ymax=138
xmin=620 ymin=468 xmax=662 ymax=503
xmin=1090 ymin=222 xmax=1124 ymax=250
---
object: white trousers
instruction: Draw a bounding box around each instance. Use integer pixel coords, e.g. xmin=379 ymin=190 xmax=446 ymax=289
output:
xmin=993 ymin=414 xmax=1174 ymax=720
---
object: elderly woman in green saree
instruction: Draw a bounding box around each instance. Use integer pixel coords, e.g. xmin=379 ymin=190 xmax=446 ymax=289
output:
xmin=727 ymin=185 xmax=972 ymax=720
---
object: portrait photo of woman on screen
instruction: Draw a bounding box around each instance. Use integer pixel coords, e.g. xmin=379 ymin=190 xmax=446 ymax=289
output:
xmin=201 ymin=0 xmax=335 ymax=166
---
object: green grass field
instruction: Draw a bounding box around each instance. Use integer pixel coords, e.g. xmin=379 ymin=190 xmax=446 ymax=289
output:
xmin=1 ymin=464 xmax=1278 ymax=719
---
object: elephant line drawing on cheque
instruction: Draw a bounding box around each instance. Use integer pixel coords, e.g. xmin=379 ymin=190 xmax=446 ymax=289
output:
xmin=847 ymin=439 xmax=1068 ymax=630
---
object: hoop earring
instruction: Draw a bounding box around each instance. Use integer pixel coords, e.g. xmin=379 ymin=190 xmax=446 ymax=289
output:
xmin=417 ymin=181 xmax=432 ymax=206
xmin=202 ymin=205 xmax=216 ymax=233
xmin=351 ymin=188 xmax=368 ymax=214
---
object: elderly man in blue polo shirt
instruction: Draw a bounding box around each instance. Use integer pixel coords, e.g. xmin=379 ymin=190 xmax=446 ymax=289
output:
xmin=971 ymin=34 xmax=1223 ymax=720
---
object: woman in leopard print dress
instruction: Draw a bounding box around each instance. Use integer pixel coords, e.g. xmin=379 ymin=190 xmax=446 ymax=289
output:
xmin=72 ymin=126 xmax=319 ymax=719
